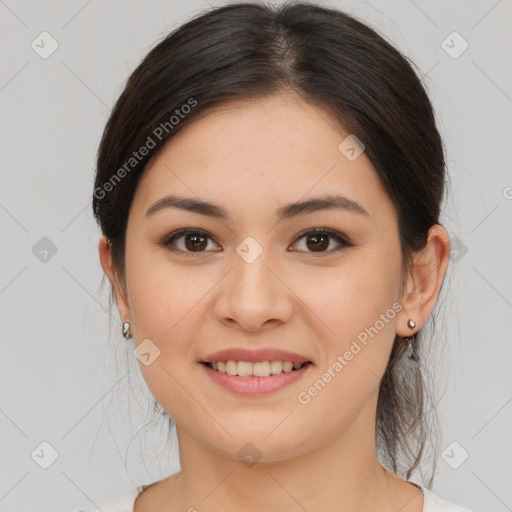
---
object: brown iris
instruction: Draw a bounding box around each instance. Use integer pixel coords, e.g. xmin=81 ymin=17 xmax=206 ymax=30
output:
xmin=306 ymin=233 xmax=329 ymax=252
xmin=184 ymin=233 xmax=208 ymax=252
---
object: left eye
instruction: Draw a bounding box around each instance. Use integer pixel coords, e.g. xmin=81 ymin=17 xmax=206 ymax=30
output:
xmin=291 ymin=228 xmax=350 ymax=254
xmin=161 ymin=228 xmax=350 ymax=256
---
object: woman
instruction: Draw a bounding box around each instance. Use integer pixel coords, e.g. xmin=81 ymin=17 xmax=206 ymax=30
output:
xmin=79 ymin=1 xmax=475 ymax=511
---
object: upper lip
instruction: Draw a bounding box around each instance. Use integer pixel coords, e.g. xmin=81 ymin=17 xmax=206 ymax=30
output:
xmin=201 ymin=348 xmax=312 ymax=364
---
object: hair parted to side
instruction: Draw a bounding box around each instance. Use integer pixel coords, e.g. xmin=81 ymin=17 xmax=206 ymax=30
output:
xmin=92 ymin=1 xmax=446 ymax=487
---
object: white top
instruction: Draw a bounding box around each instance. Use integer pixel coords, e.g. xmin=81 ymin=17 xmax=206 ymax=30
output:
xmin=71 ymin=483 xmax=477 ymax=512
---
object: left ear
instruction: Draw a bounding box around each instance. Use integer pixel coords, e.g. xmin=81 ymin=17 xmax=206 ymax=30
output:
xmin=396 ymin=224 xmax=451 ymax=337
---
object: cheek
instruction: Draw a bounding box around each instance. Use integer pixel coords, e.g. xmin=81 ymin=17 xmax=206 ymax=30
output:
xmin=297 ymin=254 xmax=401 ymax=345
xmin=125 ymin=241 xmax=210 ymax=341
xmin=293 ymin=279 xmax=399 ymax=437
xmin=126 ymin=268 xmax=211 ymax=425
xmin=294 ymin=255 xmax=401 ymax=403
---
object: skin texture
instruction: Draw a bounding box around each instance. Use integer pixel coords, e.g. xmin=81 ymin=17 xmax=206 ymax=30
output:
xmin=99 ymin=92 xmax=450 ymax=512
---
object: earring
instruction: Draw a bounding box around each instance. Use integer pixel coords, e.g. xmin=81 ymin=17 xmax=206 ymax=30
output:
xmin=406 ymin=318 xmax=417 ymax=361
xmin=122 ymin=322 xmax=132 ymax=339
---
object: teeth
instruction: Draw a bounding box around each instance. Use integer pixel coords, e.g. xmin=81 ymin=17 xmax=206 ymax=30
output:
xmin=209 ymin=360 xmax=306 ymax=377
xmin=225 ymin=360 xmax=238 ymax=376
xmin=269 ymin=360 xmax=283 ymax=374
xmin=253 ymin=361 xmax=270 ymax=377
xmin=237 ymin=361 xmax=253 ymax=377
xmin=282 ymin=361 xmax=293 ymax=372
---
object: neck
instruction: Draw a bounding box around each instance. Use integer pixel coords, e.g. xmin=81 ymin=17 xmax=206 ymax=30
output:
xmin=166 ymin=400 xmax=417 ymax=512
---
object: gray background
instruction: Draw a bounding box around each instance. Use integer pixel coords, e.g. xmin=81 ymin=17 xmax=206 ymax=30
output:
xmin=1 ymin=0 xmax=511 ymax=510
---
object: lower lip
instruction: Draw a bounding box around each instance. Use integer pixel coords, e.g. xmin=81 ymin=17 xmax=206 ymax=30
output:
xmin=200 ymin=362 xmax=312 ymax=395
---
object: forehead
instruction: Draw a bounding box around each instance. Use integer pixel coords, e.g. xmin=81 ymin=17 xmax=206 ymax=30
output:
xmin=130 ymin=93 xmax=395 ymax=224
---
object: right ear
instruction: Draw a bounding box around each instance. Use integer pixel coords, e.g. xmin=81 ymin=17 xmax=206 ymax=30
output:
xmin=98 ymin=235 xmax=130 ymax=322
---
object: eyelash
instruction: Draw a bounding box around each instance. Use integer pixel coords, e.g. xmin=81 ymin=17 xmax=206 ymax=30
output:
xmin=160 ymin=227 xmax=352 ymax=257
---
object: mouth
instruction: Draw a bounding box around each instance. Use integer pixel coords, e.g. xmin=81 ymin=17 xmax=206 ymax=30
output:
xmin=200 ymin=358 xmax=313 ymax=395
xmin=200 ymin=360 xmax=313 ymax=378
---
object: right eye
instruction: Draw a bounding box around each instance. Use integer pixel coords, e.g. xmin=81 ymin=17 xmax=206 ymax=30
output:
xmin=161 ymin=228 xmax=221 ymax=256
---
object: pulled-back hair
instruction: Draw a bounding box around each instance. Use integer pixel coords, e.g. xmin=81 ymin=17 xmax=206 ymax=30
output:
xmin=93 ymin=1 xmax=446 ymax=486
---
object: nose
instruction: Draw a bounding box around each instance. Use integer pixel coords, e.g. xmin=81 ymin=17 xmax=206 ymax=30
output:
xmin=213 ymin=250 xmax=294 ymax=333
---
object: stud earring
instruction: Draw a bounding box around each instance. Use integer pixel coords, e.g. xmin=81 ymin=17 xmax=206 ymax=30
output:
xmin=406 ymin=318 xmax=418 ymax=361
xmin=122 ymin=322 xmax=132 ymax=339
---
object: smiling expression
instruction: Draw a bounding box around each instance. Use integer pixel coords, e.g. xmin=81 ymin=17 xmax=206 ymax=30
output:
xmin=112 ymin=91 xmax=408 ymax=461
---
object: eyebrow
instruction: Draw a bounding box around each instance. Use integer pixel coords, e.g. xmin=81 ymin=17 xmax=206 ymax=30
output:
xmin=145 ymin=193 xmax=369 ymax=220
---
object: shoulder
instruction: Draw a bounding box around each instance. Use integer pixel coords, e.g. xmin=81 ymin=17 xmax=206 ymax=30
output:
xmin=70 ymin=484 xmax=147 ymax=512
xmin=421 ymin=487 xmax=477 ymax=512
xmin=71 ymin=481 xmax=476 ymax=512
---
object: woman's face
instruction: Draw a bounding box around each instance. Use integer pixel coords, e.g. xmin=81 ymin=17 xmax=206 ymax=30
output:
xmin=113 ymin=92 xmax=410 ymax=462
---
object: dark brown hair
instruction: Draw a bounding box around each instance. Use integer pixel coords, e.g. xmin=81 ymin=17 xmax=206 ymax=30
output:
xmin=93 ymin=0 xmax=446 ymax=486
